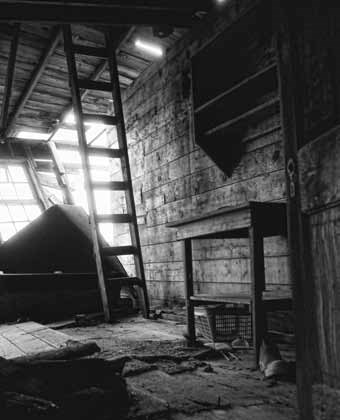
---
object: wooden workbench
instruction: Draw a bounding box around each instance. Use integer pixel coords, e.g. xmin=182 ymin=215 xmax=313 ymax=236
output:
xmin=167 ymin=201 xmax=290 ymax=366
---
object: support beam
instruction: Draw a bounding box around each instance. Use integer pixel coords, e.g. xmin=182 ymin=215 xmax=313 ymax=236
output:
xmin=275 ymin=1 xmax=315 ymax=418
xmin=0 ymin=24 xmax=20 ymax=140
xmin=0 ymin=2 xmax=203 ymax=26
xmin=5 ymin=26 xmax=62 ymax=138
xmin=47 ymin=141 xmax=74 ymax=204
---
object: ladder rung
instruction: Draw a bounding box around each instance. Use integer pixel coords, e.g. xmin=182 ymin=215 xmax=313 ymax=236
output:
xmin=91 ymin=181 xmax=128 ymax=191
xmin=83 ymin=113 xmax=117 ymax=126
xmin=87 ymin=147 xmax=123 ymax=158
xmin=108 ymin=277 xmax=143 ymax=287
xmin=103 ymin=246 xmax=138 ymax=256
xmin=73 ymin=44 xmax=108 ymax=58
xmin=78 ymin=79 xmax=112 ymax=92
xmin=95 ymin=214 xmax=132 ymax=224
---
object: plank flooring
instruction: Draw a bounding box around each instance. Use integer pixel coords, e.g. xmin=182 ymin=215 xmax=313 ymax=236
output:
xmin=0 ymin=321 xmax=75 ymax=359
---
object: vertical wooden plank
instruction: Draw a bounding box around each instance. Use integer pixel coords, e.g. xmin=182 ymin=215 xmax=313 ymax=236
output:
xmin=47 ymin=141 xmax=74 ymax=205
xmin=249 ymin=225 xmax=265 ymax=367
xmin=24 ymin=146 xmax=49 ymax=210
xmin=0 ymin=23 xmax=20 ymax=139
xmin=183 ymin=239 xmax=196 ymax=344
xmin=275 ymin=1 xmax=316 ymax=418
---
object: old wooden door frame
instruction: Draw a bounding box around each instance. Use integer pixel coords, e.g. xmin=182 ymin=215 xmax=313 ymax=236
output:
xmin=275 ymin=1 xmax=316 ymax=419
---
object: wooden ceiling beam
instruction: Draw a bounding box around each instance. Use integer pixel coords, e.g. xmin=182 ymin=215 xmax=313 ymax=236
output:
xmin=0 ymin=2 xmax=205 ymax=26
xmin=0 ymin=23 xmax=20 ymax=141
xmin=5 ymin=26 xmax=63 ymax=138
xmin=0 ymin=1 xmax=211 ymax=11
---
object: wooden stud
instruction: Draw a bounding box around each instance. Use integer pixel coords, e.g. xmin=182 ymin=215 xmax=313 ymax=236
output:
xmin=248 ymin=224 xmax=265 ymax=367
xmin=0 ymin=23 xmax=20 ymax=140
xmin=183 ymin=239 xmax=196 ymax=344
xmin=0 ymin=3 xmax=200 ymax=26
xmin=24 ymin=145 xmax=49 ymax=210
xmin=275 ymin=1 xmax=315 ymax=418
xmin=47 ymin=141 xmax=74 ymax=205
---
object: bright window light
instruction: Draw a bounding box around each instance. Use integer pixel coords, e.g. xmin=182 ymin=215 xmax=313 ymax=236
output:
xmin=0 ymin=163 xmax=42 ymax=242
xmin=16 ymin=131 xmax=50 ymax=140
xmin=58 ymin=149 xmax=81 ymax=164
xmin=63 ymin=111 xmax=76 ymax=125
xmin=50 ymin=128 xmax=79 ymax=143
xmin=64 ymin=111 xmax=107 ymax=128
xmin=135 ymin=39 xmax=163 ymax=58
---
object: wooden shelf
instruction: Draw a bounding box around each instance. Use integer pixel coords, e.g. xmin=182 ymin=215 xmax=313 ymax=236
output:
xmin=204 ymin=97 xmax=280 ymax=137
xmin=194 ymin=63 xmax=277 ymax=115
xmin=190 ymin=294 xmax=292 ymax=311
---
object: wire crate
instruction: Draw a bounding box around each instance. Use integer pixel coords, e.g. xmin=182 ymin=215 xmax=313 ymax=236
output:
xmin=194 ymin=304 xmax=252 ymax=344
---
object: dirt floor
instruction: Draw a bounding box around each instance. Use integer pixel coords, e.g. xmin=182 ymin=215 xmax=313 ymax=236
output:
xmin=63 ymin=316 xmax=298 ymax=420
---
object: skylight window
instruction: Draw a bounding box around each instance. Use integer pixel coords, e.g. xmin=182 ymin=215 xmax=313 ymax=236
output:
xmin=0 ymin=163 xmax=42 ymax=242
xmin=50 ymin=128 xmax=79 ymax=143
xmin=16 ymin=131 xmax=50 ymax=141
xmin=135 ymin=39 xmax=163 ymax=58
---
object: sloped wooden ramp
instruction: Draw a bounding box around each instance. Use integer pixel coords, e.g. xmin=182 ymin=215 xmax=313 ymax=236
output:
xmin=0 ymin=321 xmax=79 ymax=359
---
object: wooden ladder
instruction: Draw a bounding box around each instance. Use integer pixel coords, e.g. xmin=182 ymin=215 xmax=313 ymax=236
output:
xmin=62 ymin=25 xmax=149 ymax=321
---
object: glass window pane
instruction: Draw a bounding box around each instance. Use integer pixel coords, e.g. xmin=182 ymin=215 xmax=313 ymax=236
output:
xmin=0 ymin=223 xmax=16 ymax=241
xmin=0 ymin=168 xmax=8 ymax=182
xmin=98 ymin=223 xmax=114 ymax=246
xmin=14 ymin=183 xmax=33 ymax=199
xmin=58 ymin=150 xmax=81 ymax=164
xmin=0 ymin=205 xmax=11 ymax=222
xmin=24 ymin=205 xmax=41 ymax=221
xmin=8 ymin=204 xmax=26 ymax=221
xmin=8 ymin=165 xmax=27 ymax=182
xmin=0 ymin=183 xmax=17 ymax=199
xmin=90 ymin=169 xmax=111 ymax=182
xmin=94 ymin=190 xmax=111 ymax=214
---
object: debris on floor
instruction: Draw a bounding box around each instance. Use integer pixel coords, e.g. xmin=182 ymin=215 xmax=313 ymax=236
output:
xmin=62 ymin=316 xmax=298 ymax=419
xmin=0 ymin=356 xmax=130 ymax=419
xmin=0 ymin=317 xmax=297 ymax=419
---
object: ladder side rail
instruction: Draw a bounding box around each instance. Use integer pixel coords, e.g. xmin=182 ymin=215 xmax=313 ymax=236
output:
xmin=106 ymin=32 xmax=149 ymax=318
xmin=63 ymin=24 xmax=111 ymax=322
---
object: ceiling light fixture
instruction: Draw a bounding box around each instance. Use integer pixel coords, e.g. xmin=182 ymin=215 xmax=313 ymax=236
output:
xmin=134 ymin=39 xmax=163 ymax=58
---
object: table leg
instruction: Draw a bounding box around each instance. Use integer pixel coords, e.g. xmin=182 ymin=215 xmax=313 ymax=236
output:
xmin=249 ymin=226 xmax=265 ymax=368
xmin=183 ymin=239 xmax=195 ymax=345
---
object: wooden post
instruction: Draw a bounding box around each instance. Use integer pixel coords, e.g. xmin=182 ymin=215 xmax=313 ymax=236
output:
xmin=24 ymin=146 xmax=49 ymax=210
xmin=249 ymin=225 xmax=265 ymax=368
xmin=0 ymin=23 xmax=20 ymax=139
xmin=48 ymin=141 xmax=74 ymax=205
xmin=275 ymin=1 xmax=315 ymax=418
xmin=183 ymin=239 xmax=195 ymax=344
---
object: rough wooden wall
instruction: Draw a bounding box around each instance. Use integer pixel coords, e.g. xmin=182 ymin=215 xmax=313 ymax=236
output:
xmin=296 ymin=4 xmax=340 ymax=417
xmin=112 ymin=0 xmax=290 ymax=307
